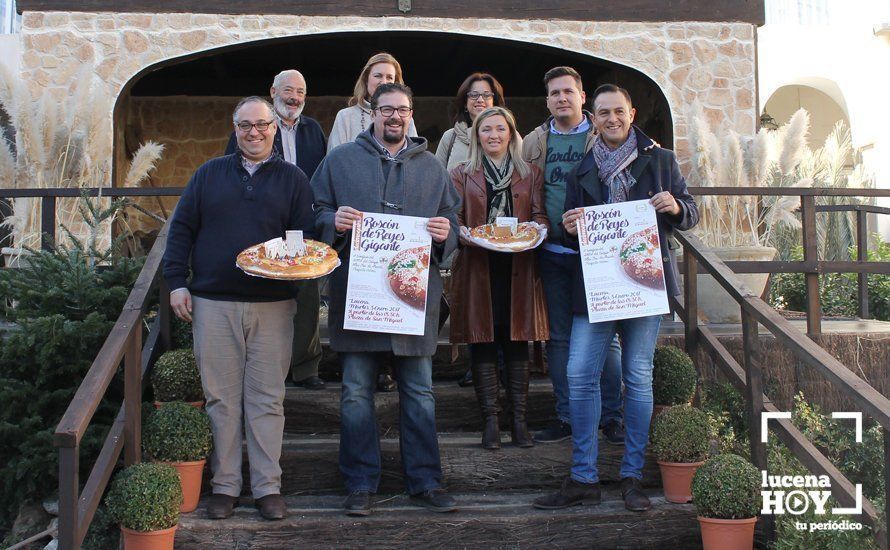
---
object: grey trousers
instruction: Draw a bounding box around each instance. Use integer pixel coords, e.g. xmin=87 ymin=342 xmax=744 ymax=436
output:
xmin=290 ymin=279 xmax=322 ymax=382
xmin=192 ymin=296 xmax=297 ymax=499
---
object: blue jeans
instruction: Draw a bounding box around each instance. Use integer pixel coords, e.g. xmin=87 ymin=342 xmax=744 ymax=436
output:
xmin=600 ymin=337 xmax=623 ymax=427
xmin=539 ymin=249 xmax=623 ymax=425
xmin=538 ymin=249 xmax=576 ymax=424
xmin=567 ymin=314 xmax=661 ymax=483
xmin=339 ymin=352 xmax=442 ymax=495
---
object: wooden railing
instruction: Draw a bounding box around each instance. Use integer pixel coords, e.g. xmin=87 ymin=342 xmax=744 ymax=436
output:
xmin=685 ymin=187 xmax=890 ymax=335
xmin=673 ymin=230 xmax=890 ymax=547
xmin=675 ymin=187 xmax=890 ymax=547
xmin=0 ymin=187 xmax=180 ymax=549
xmin=0 ymin=185 xmax=886 ymax=548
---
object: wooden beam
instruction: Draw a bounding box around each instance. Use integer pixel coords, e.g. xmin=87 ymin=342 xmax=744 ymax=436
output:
xmin=688 ymin=187 xmax=890 ymax=197
xmin=17 ymin=0 xmax=765 ymax=24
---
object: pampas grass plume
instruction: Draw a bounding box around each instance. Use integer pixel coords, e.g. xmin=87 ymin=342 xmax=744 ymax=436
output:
xmin=743 ymin=129 xmax=770 ymax=187
xmin=721 ymin=130 xmax=744 ymax=188
xmin=779 ymin=109 xmax=809 ymax=176
xmin=124 ymin=141 xmax=165 ymax=188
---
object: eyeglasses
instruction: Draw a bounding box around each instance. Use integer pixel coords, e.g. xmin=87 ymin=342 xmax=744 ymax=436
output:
xmin=467 ymin=92 xmax=495 ymax=101
xmin=235 ymin=120 xmax=273 ymax=132
xmin=375 ymin=106 xmax=413 ymax=117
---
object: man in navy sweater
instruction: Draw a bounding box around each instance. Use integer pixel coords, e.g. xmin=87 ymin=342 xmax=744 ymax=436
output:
xmin=164 ymin=96 xmax=315 ymax=521
xmin=224 ymin=70 xmax=328 ymax=391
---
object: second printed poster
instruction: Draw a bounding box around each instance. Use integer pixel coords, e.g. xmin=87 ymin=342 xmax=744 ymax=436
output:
xmin=576 ymin=199 xmax=670 ymax=323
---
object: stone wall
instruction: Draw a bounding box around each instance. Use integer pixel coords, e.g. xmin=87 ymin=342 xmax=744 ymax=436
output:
xmin=20 ymin=12 xmax=757 ymax=172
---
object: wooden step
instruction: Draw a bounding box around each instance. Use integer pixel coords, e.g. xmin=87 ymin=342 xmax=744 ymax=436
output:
xmin=235 ymin=433 xmax=661 ymax=496
xmin=176 ymin=491 xmax=701 ymax=549
xmin=283 ymin=380 xmax=557 ymax=434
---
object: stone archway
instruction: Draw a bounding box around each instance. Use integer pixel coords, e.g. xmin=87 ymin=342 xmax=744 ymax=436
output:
xmin=19 ymin=12 xmax=757 ymax=168
xmin=763 ymin=79 xmax=851 ymax=149
xmin=119 ymin=30 xmax=675 ymax=191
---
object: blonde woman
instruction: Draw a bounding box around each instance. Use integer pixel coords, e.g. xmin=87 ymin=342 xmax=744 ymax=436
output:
xmin=448 ymin=107 xmax=550 ymax=450
xmin=327 ymin=52 xmax=418 ymax=152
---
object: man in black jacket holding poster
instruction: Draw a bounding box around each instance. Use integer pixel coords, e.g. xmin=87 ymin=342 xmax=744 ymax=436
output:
xmin=534 ymin=84 xmax=698 ymax=513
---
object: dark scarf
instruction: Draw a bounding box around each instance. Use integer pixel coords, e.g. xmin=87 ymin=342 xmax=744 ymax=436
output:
xmin=482 ymin=154 xmax=514 ymax=223
xmin=593 ymin=131 xmax=638 ymax=203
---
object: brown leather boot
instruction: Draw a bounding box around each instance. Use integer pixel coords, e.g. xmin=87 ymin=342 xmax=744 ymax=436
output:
xmin=507 ymin=361 xmax=534 ymax=448
xmin=471 ymin=362 xmax=501 ymax=450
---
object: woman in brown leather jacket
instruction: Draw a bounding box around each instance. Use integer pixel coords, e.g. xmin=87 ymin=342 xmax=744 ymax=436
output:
xmin=448 ymin=107 xmax=550 ymax=450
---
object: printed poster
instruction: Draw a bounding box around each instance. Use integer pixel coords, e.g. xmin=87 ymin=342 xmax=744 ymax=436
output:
xmin=576 ymin=199 xmax=670 ymax=323
xmin=344 ymin=212 xmax=432 ymax=335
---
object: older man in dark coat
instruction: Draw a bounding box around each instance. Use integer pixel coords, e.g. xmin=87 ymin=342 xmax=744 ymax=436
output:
xmin=311 ymin=83 xmax=460 ymax=517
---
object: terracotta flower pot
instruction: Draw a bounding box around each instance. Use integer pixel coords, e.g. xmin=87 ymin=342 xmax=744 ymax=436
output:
xmin=698 ymin=516 xmax=757 ymax=550
xmin=168 ymin=459 xmax=206 ymax=513
xmin=153 ymin=401 xmax=205 ymax=409
xmin=120 ymin=524 xmax=177 ymax=550
xmin=657 ymin=460 xmax=704 ymax=503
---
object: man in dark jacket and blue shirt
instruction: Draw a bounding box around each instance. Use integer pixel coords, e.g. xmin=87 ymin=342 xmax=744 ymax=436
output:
xmin=164 ymin=96 xmax=315 ymax=522
xmin=224 ymin=70 xmax=328 ymax=391
xmin=534 ymin=84 xmax=699 ymax=513
xmin=311 ymin=83 xmax=461 ymax=517
xmin=522 ymin=67 xmax=626 ymax=446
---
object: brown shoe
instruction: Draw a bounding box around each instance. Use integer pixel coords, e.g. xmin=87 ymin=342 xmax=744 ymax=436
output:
xmin=533 ymin=477 xmax=601 ymax=510
xmin=255 ymin=494 xmax=287 ymax=520
xmin=206 ymin=493 xmax=237 ymax=519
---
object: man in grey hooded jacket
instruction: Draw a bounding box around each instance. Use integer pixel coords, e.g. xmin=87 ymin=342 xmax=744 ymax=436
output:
xmin=311 ymin=83 xmax=461 ymax=517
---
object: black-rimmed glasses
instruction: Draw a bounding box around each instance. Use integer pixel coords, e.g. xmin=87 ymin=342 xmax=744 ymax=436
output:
xmin=375 ymin=106 xmax=413 ymax=118
xmin=235 ymin=120 xmax=274 ymax=132
xmin=467 ymin=91 xmax=495 ymax=101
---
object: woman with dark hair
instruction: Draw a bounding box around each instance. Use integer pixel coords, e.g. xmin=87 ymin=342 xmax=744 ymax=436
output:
xmin=436 ymin=73 xmax=507 ymax=389
xmin=435 ymin=73 xmax=506 ymax=172
xmin=448 ymin=107 xmax=549 ymax=450
xmin=327 ymin=52 xmax=418 ymax=152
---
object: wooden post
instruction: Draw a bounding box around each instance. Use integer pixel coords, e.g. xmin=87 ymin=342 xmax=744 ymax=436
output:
xmin=741 ymin=307 xmax=767 ymax=470
xmin=882 ymin=430 xmax=890 ymax=549
xmin=742 ymin=305 xmax=774 ymax=542
xmin=40 ymin=196 xmax=56 ymax=251
xmin=857 ymin=209 xmax=869 ymax=319
xmin=683 ymin=250 xmax=699 ymax=355
xmin=800 ymin=196 xmax=821 ymax=336
xmin=159 ymin=278 xmax=172 ymax=353
xmin=57 ymin=446 xmax=78 ymax=550
xmin=123 ymin=327 xmax=142 ymax=466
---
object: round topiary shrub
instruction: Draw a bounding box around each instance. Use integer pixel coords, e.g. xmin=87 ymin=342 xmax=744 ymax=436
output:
xmin=143 ymin=401 xmax=213 ymax=462
xmin=653 ymin=345 xmax=697 ymax=406
xmin=171 ymin=316 xmax=194 ymax=351
xmin=691 ymin=453 xmax=762 ymax=519
xmin=151 ymin=349 xmax=203 ymax=403
xmin=105 ymin=462 xmax=182 ymax=531
xmin=651 ymin=404 xmax=711 ymax=463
